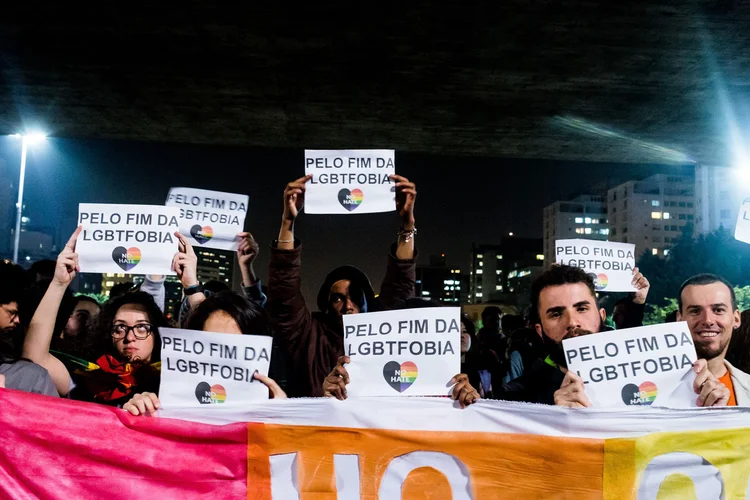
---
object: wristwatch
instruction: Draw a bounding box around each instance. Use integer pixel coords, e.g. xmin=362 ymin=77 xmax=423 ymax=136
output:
xmin=184 ymin=283 xmax=204 ymax=296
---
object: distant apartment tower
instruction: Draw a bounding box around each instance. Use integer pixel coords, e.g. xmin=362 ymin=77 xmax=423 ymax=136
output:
xmin=607 ymin=174 xmax=695 ymax=259
xmin=542 ymin=195 xmax=609 ymax=265
xmin=469 ymin=237 xmax=544 ymax=304
xmin=415 ymin=254 xmax=463 ymax=305
xmin=195 ymin=248 xmax=238 ymax=288
xmin=694 ymin=165 xmax=746 ymax=236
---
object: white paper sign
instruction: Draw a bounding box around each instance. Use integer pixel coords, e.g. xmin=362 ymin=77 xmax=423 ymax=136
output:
xmin=159 ymin=328 xmax=272 ymax=409
xmin=304 ymin=149 xmax=396 ymax=214
xmin=77 ymin=204 xmax=180 ymax=275
xmin=734 ymin=198 xmax=750 ymax=244
xmin=555 ymin=239 xmax=637 ymax=292
xmin=562 ymin=322 xmax=698 ymax=408
xmin=166 ymin=187 xmax=249 ymax=251
xmin=343 ymin=308 xmax=461 ymax=397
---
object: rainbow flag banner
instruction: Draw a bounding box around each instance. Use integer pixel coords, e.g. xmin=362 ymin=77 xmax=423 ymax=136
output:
xmin=1 ymin=388 xmax=750 ymax=499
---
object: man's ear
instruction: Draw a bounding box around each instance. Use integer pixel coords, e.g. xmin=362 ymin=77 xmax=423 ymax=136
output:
xmin=599 ymin=308 xmax=607 ymax=324
xmin=676 ymin=310 xmax=682 ymax=322
xmin=534 ymin=323 xmax=543 ymax=337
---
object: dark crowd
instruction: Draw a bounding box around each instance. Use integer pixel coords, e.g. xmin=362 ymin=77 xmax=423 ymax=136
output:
xmin=2 ymin=174 xmax=749 ymax=416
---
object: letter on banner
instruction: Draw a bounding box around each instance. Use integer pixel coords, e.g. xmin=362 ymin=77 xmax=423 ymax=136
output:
xmin=637 ymin=452 xmax=724 ymax=500
xmin=379 ymin=451 xmax=474 ymax=500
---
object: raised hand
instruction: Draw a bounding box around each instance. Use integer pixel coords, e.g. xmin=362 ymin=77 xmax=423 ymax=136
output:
xmin=172 ymin=232 xmax=199 ymax=288
xmin=53 ymin=226 xmax=82 ymax=288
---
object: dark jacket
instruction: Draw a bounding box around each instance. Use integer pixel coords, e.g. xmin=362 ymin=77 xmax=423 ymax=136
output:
xmin=494 ymin=358 xmax=565 ymax=405
xmin=267 ymin=242 xmax=416 ymax=397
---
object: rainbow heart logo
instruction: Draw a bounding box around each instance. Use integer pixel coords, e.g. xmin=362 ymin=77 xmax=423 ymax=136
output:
xmin=594 ymin=273 xmax=609 ymax=291
xmin=621 ymin=381 xmax=658 ymax=405
xmin=383 ymin=361 xmax=418 ymax=393
xmin=190 ymin=224 xmax=214 ymax=244
xmin=338 ymin=188 xmax=364 ymax=211
xmin=111 ymin=246 xmax=141 ymax=271
xmin=195 ymin=382 xmax=227 ymax=404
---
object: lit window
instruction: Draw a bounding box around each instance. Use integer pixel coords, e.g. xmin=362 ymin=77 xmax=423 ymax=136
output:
xmin=652 ymin=200 xmax=660 ymax=207
xmin=663 ymin=212 xmax=670 ymax=220
xmin=496 ymin=255 xmax=503 ymax=260
xmin=584 ymin=228 xmax=592 ymax=234
xmin=105 ymin=281 xmax=114 ymax=287
xmin=575 ymin=217 xmax=583 ymax=223
xmin=575 ymin=228 xmax=585 ymax=234
xmin=444 ymin=286 xmax=450 ymax=290
xmin=479 ymin=261 xmax=483 ymax=267
xmin=106 ymin=273 xmax=115 ymax=278
xmin=496 ymin=285 xmax=502 ymax=291
xmin=476 ymin=293 xmax=483 ymax=298
xmin=585 ymin=217 xmax=592 ymax=224
xmin=476 ymin=269 xmax=483 ymax=274
xmin=477 ymin=254 xmax=483 ymax=259
xmin=664 ymin=249 xmax=670 ymax=256
xmin=536 ymin=254 xmax=544 ymax=260
xmin=599 ymin=229 xmax=609 ymax=235
xmin=652 ymin=248 xmax=658 ymax=255
xmin=496 ymin=270 xmax=502 ymax=275
xmin=508 ymin=271 xmax=518 ymax=278
xmin=651 ymin=212 xmax=662 ymax=219
xmin=421 ymin=291 xmax=431 ymax=296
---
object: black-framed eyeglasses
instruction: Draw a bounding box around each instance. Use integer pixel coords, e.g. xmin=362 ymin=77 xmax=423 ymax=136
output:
xmin=111 ymin=323 xmax=154 ymax=340
xmin=1 ymin=304 xmax=19 ymax=321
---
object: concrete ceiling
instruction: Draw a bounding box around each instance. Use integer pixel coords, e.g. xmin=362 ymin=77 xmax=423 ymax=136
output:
xmin=2 ymin=1 xmax=750 ymax=164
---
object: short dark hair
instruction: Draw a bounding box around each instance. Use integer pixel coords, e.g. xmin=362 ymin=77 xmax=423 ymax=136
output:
xmin=93 ymin=291 xmax=168 ymax=362
xmin=0 ymin=260 xmax=26 ymax=306
xmin=73 ymin=295 xmax=102 ymax=312
xmin=530 ymin=265 xmax=597 ymax=323
xmin=678 ymin=273 xmax=736 ymax=311
xmin=29 ymin=259 xmax=56 ymax=281
xmin=186 ymin=291 xmax=271 ymax=336
xmin=481 ymin=306 xmax=502 ymax=319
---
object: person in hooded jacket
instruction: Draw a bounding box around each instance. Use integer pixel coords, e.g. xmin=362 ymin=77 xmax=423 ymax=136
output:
xmin=267 ymin=174 xmax=417 ymax=397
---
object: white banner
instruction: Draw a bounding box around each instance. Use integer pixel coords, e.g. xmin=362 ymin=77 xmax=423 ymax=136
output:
xmin=563 ymin=322 xmax=698 ymax=408
xmin=166 ymin=187 xmax=249 ymax=251
xmin=343 ymin=308 xmax=461 ymax=397
xmin=77 ymin=203 xmax=180 ymax=275
xmin=555 ymin=239 xmax=637 ymax=292
xmin=304 ymin=149 xmax=396 ymax=214
xmin=159 ymin=328 xmax=272 ymax=409
xmin=734 ymin=197 xmax=750 ymax=244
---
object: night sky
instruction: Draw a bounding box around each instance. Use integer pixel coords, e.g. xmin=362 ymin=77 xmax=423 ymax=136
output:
xmin=0 ymin=136 xmax=693 ymax=304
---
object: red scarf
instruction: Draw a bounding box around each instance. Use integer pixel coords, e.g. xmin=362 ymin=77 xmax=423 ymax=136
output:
xmin=88 ymin=354 xmax=158 ymax=403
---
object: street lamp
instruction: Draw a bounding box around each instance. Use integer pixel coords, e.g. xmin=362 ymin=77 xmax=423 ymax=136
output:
xmin=9 ymin=132 xmax=46 ymax=263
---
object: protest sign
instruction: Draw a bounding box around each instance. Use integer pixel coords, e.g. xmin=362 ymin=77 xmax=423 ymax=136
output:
xmin=304 ymin=149 xmax=396 ymax=214
xmin=734 ymin=198 xmax=750 ymax=244
xmin=76 ymin=204 xmax=179 ymax=275
xmin=166 ymin=187 xmax=249 ymax=251
xmin=562 ymin=322 xmax=698 ymax=408
xmin=159 ymin=328 xmax=272 ymax=409
xmin=343 ymin=307 xmax=461 ymax=397
xmin=555 ymin=239 xmax=637 ymax=292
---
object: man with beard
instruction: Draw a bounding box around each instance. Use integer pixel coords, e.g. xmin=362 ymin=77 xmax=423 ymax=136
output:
xmin=677 ymin=274 xmax=750 ymax=406
xmin=455 ymin=265 xmax=654 ymax=406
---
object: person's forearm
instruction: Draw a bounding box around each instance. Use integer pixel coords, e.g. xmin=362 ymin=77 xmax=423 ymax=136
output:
xmin=278 ymin=218 xmax=295 ymax=250
xmin=395 ymin=219 xmax=415 ymax=260
xmin=187 ymin=292 xmax=206 ymax=309
xmin=241 ymin=264 xmax=258 ymax=286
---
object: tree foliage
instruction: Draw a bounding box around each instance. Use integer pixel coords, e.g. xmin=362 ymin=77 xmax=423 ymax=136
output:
xmin=636 ymin=226 xmax=750 ymax=308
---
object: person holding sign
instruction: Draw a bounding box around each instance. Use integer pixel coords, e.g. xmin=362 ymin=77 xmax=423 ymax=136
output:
xmin=676 ymin=274 xmax=750 ymax=406
xmin=22 ymin=228 xmax=168 ymax=405
xmin=123 ymin=291 xmax=286 ymax=416
xmin=268 ymin=174 xmax=418 ymax=397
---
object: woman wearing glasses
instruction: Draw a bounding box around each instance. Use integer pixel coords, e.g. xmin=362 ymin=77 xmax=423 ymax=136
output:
xmin=22 ymin=227 xmax=167 ymax=406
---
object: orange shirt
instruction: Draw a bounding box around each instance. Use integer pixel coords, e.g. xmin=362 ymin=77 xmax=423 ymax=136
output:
xmin=719 ymin=371 xmax=737 ymax=406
